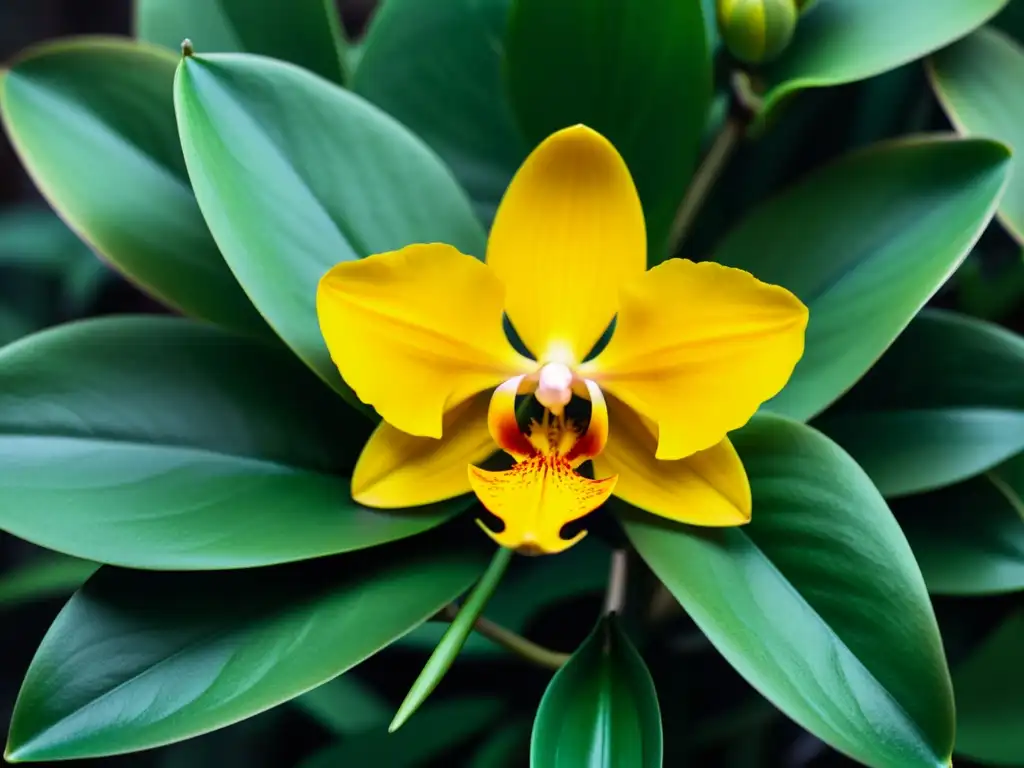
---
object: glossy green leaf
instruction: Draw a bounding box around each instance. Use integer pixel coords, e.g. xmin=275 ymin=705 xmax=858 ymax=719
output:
xmin=4 ymin=530 xmax=487 ymax=761
xmin=815 ymin=310 xmax=1024 ymax=497
xmin=174 ymin=52 xmax=486 ymax=406
xmin=293 ymin=676 xmax=391 ymax=735
xmin=136 ymin=0 xmax=348 ymax=85
xmin=0 ymin=38 xmax=265 ymax=335
xmin=299 ymin=697 xmax=503 ymax=768
xmin=952 ymin=610 xmax=1024 ymax=765
xmin=895 ymin=453 xmax=1024 ymax=596
xmin=391 ymin=546 xmax=512 ymax=732
xmin=0 ymin=553 xmax=98 ymax=610
xmin=762 ymin=0 xmax=1008 ymax=118
xmin=929 ymin=27 xmax=1024 ymax=243
xmin=622 ymin=413 xmax=954 ymax=768
xmin=0 ymin=317 xmax=465 ymax=570
xmin=506 ymin=0 xmax=711 ymax=259
xmin=715 ymin=137 xmax=1009 ymax=421
xmin=352 ymin=0 xmax=525 ymax=226
xmin=532 ymin=615 xmax=661 ymax=768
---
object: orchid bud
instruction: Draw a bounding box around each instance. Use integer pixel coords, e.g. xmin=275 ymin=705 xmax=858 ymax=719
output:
xmin=717 ymin=0 xmax=799 ymax=65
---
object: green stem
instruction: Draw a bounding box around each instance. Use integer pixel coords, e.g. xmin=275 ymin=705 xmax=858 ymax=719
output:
xmin=603 ymin=549 xmax=629 ymax=615
xmin=470 ymin=614 xmax=570 ymax=670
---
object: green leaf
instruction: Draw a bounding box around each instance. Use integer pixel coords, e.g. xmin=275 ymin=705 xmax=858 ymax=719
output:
xmin=391 ymin=546 xmax=512 ymax=732
xmin=531 ymin=615 xmax=661 ymax=768
xmin=352 ymin=0 xmax=525 ymax=226
xmin=762 ymin=0 xmax=1009 ymax=119
xmin=0 ymin=38 xmax=265 ymax=336
xmin=929 ymin=27 xmax=1024 ymax=243
xmin=506 ymin=0 xmax=711 ymax=259
xmin=621 ymin=413 xmax=954 ymax=768
xmin=298 ymin=697 xmax=503 ymax=768
xmin=895 ymin=454 xmax=1024 ymax=596
xmin=174 ymin=52 xmax=486 ymax=408
xmin=715 ymin=137 xmax=1010 ymax=422
xmin=4 ymin=529 xmax=487 ymax=761
xmin=952 ymin=610 xmax=1024 ymax=765
xmin=293 ymin=676 xmax=391 ymax=735
xmin=814 ymin=310 xmax=1024 ymax=497
xmin=136 ymin=0 xmax=348 ymax=85
xmin=0 ymin=204 xmax=86 ymax=271
xmin=0 ymin=316 xmax=465 ymax=570
xmin=469 ymin=720 xmax=530 ymax=768
xmin=0 ymin=552 xmax=98 ymax=610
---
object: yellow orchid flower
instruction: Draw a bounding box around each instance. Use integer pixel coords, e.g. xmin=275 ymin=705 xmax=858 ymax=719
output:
xmin=316 ymin=125 xmax=808 ymax=555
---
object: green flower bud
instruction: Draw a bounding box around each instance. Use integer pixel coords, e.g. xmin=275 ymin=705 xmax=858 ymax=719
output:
xmin=717 ymin=0 xmax=798 ymax=65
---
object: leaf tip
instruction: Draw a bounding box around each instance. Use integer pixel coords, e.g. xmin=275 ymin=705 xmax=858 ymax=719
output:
xmin=181 ymin=39 xmax=195 ymax=58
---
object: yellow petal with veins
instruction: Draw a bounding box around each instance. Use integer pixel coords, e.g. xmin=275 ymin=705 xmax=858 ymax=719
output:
xmin=594 ymin=396 xmax=751 ymax=526
xmin=584 ymin=259 xmax=807 ymax=460
xmin=318 ymin=244 xmax=533 ymax=438
xmin=487 ymin=125 xmax=646 ymax=364
xmin=469 ymin=457 xmax=617 ymax=555
xmin=353 ymin=393 xmax=495 ymax=507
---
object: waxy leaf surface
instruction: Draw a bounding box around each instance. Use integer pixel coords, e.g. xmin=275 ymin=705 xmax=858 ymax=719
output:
xmin=174 ymin=52 xmax=485 ymax=409
xmin=815 ymin=310 xmax=1024 ymax=497
xmin=622 ymin=414 xmax=954 ymax=768
xmin=4 ymin=530 xmax=487 ymax=761
xmin=715 ymin=137 xmax=1009 ymax=421
xmin=0 ymin=317 xmax=465 ymax=570
xmin=0 ymin=39 xmax=264 ymax=335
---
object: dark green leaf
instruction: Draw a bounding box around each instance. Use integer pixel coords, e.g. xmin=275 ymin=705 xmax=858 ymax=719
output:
xmin=715 ymin=137 xmax=1009 ymax=421
xmin=136 ymin=0 xmax=348 ymax=85
xmin=0 ymin=552 xmax=98 ymax=610
xmin=352 ymin=0 xmax=525 ymax=226
xmin=0 ymin=317 xmax=464 ymax=569
xmin=4 ymin=530 xmax=487 ymax=761
xmin=506 ymin=0 xmax=711 ymax=259
xmin=531 ymin=615 xmax=661 ymax=768
xmin=469 ymin=720 xmax=530 ymax=768
xmin=762 ymin=0 xmax=1008 ymax=119
xmin=953 ymin=610 xmax=1024 ymax=765
xmin=895 ymin=453 xmax=1024 ymax=596
xmin=174 ymin=52 xmax=485 ymax=409
xmin=293 ymin=676 xmax=391 ymax=735
xmin=298 ymin=697 xmax=503 ymax=768
xmin=815 ymin=310 xmax=1024 ymax=497
xmin=929 ymin=26 xmax=1024 ymax=243
xmin=0 ymin=39 xmax=265 ymax=335
xmin=622 ymin=414 xmax=954 ymax=768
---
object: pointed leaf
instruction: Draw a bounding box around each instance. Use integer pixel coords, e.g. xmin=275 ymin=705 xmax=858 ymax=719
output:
xmin=0 ymin=317 xmax=465 ymax=569
xmin=506 ymin=0 xmax=712 ymax=259
xmin=895 ymin=454 xmax=1024 ymax=596
xmin=531 ymin=615 xmax=662 ymax=768
xmin=762 ymin=0 xmax=1009 ymax=119
xmin=815 ymin=310 xmax=1024 ymax=497
xmin=0 ymin=554 xmax=98 ymax=610
xmin=3 ymin=530 xmax=487 ymax=761
xmin=952 ymin=610 xmax=1024 ymax=765
xmin=174 ymin=52 xmax=486 ymax=407
xmin=622 ymin=414 xmax=955 ymax=768
xmin=715 ymin=137 xmax=1009 ymax=421
xmin=0 ymin=38 xmax=265 ymax=335
xmin=136 ymin=0 xmax=348 ymax=85
xmin=352 ymin=0 xmax=525 ymax=226
xmin=929 ymin=27 xmax=1024 ymax=243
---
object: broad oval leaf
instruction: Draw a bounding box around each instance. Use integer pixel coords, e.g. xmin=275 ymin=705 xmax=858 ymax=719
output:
xmin=352 ymin=0 xmax=525 ymax=227
xmin=621 ymin=414 xmax=954 ymax=768
xmin=3 ymin=530 xmax=487 ymax=761
xmin=0 ymin=317 xmax=465 ymax=570
xmin=136 ymin=0 xmax=348 ymax=85
xmin=0 ymin=38 xmax=265 ymax=335
xmin=506 ymin=0 xmax=711 ymax=259
xmin=762 ymin=0 xmax=1009 ymax=119
xmin=952 ymin=610 xmax=1024 ymax=765
xmin=895 ymin=454 xmax=1024 ymax=596
xmin=715 ymin=137 xmax=1010 ymax=422
xmin=814 ymin=310 xmax=1024 ymax=497
xmin=929 ymin=27 xmax=1024 ymax=243
xmin=174 ymin=52 xmax=486 ymax=407
xmin=531 ymin=615 xmax=661 ymax=768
